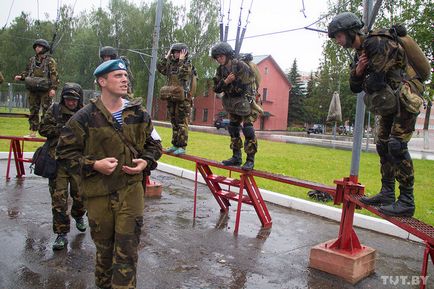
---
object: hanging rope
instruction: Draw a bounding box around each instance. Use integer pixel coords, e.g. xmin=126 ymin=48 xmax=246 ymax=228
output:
xmin=300 ymin=0 xmax=307 ymax=18
xmin=2 ymin=0 xmax=15 ymax=30
xmin=224 ymin=0 xmax=231 ymax=42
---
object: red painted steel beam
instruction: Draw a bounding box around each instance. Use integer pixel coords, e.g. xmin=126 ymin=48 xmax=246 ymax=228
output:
xmin=165 ymin=152 xmax=336 ymax=195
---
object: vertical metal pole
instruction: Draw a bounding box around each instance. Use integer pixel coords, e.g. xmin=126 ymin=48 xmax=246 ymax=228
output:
xmin=365 ymin=111 xmax=371 ymax=151
xmin=350 ymin=0 xmax=373 ymax=180
xmin=8 ymin=83 xmax=13 ymax=113
xmin=146 ymin=0 xmax=164 ymax=114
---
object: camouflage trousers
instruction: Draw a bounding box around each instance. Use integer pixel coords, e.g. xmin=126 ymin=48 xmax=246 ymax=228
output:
xmin=168 ymin=100 xmax=191 ymax=149
xmin=228 ymin=112 xmax=259 ymax=155
xmin=48 ymin=165 xmax=85 ymax=234
xmin=28 ymin=90 xmax=53 ymax=131
xmin=376 ymin=101 xmax=418 ymax=189
xmin=85 ymin=182 xmax=144 ymax=289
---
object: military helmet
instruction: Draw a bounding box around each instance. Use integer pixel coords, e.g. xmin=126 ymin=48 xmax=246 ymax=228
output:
xmin=61 ymin=82 xmax=83 ymax=100
xmin=33 ymin=39 xmax=50 ymax=51
xmin=240 ymin=53 xmax=253 ymax=62
xmin=211 ymin=42 xmax=234 ymax=59
xmin=170 ymin=43 xmax=188 ymax=54
xmin=99 ymin=46 xmax=118 ymax=59
xmin=328 ymin=12 xmax=364 ymax=38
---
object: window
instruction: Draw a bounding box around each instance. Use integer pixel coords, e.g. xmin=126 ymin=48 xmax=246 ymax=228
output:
xmin=203 ymin=108 xmax=208 ymax=122
xmin=262 ymin=88 xmax=268 ymax=101
xmin=264 ymin=67 xmax=269 ymax=75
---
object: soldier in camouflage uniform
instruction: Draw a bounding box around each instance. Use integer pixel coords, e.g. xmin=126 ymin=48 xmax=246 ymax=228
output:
xmin=14 ymin=39 xmax=59 ymax=137
xmin=157 ymin=43 xmax=194 ymax=155
xmin=56 ymin=59 xmax=162 ymax=289
xmin=328 ymin=12 xmax=426 ymax=217
xmin=39 ymin=83 xmax=87 ymax=250
xmin=211 ymin=42 xmax=258 ymax=171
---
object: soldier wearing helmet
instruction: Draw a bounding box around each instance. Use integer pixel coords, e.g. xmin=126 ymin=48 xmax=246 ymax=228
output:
xmin=39 ymin=82 xmax=86 ymax=251
xmin=328 ymin=12 xmax=426 ymax=217
xmin=14 ymin=38 xmax=59 ymax=137
xmin=157 ymin=42 xmax=195 ymax=155
xmin=211 ymin=42 xmax=258 ymax=171
xmin=99 ymin=46 xmax=118 ymax=61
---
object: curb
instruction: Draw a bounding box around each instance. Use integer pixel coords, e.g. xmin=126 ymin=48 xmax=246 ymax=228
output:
xmin=156 ymin=162 xmax=422 ymax=243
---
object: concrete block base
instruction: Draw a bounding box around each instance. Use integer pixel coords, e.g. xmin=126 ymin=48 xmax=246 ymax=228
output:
xmin=309 ymin=239 xmax=376 ymax=284
xmin=145 ymin=179 xmax=163 ymax=198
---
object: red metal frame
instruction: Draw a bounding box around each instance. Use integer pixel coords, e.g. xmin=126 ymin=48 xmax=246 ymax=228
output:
xmin=166 ymin=152 xmax=434 ymax=285
xmin=0 ymin=135 xmax=45 ymax=180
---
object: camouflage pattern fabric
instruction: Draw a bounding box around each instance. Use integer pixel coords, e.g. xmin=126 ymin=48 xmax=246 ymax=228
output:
xmin=214 ymin=59 xmax=258 ymax=156
xmin=48 ymin=166 xmax=85 ymax=234
xmin=229 ymin=113 xmax=258 ymax=154
xmin=20 ymin=54 xmax=59 ymax=130
xmin=56 ymin=97 xmax=162 ymax=198
xmin=40 ymin=98 xmax=85 ymax=235
xmin=28 ymin=90 xmax=53 ymax=130
xmin=167 ymin=99 xmax=191 ymax=148
xmin=157 ymin=56 xmax=194 ymax=148
xmin=56 ymin=96 xmax=162 ymax=289
xmin=86 ymin=182 xmax=144 ymax=289
xmin=377 ymin=106 xmax=418 ymax=188
xmin=349 ymin=31 xmax=424 ymax=195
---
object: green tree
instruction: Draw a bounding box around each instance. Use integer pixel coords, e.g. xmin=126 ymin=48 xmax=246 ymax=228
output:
xmin=287 ymin=59 xmax=306 ymax=126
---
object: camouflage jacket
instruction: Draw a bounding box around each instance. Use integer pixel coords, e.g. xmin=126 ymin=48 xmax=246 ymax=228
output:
xmin=349 ymin=33 xmax=406 ymax=94
xmin=157 ymin=57 xmax=193 ymax=87
xmin=56 ymin=97 xmax=162 ymax=198
xmin=213 ymin=59 xmax=253 ymax=98
xmin=39 ymin=103 xmax=81 ymax=158
xmin=20 ymin=54 xmax=59 ymax=90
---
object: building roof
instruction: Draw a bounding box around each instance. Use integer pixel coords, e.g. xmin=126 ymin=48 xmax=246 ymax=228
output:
xmin=252 ymin=55 xmax=291 ymax=87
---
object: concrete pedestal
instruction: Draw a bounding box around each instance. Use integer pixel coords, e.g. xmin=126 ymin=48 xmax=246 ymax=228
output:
xmin=309 ymin=239 xmax=376 ymax=284
xmin=145 ymin=179 xmax=163 ymax=198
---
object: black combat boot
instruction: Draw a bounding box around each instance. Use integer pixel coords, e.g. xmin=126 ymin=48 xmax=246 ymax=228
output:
xmin=222 ymin=150 xmax=242 ymax=166
xmin=379 ymin=185 xmax=415 ymax=217
xmin=360 ymin=179 xmax=395 ymax=206
xmin=241 ymin=154 xmax=255 ymax=171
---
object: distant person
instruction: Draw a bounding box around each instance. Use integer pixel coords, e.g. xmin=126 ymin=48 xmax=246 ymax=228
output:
xmin=56 ymin=59 xmax=162 ymax=289
xmin=328 ymin=12 xmax=428 ymax=217
xmin=14 ymin=39 xmax=59 ymax=137
xmin=211 ymin=42 xmax=258 ymax=170
xmin=39 ymin=83 xmax=87 ymax=250
xmin=157 ymin=42 xmax=195 ymax=155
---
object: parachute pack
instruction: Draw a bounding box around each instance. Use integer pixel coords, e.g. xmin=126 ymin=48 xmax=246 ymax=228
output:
xmin=237 ymin=53 xmax=264 ymax=114
xmin=367 ymin=25 xmax=430 ymax=82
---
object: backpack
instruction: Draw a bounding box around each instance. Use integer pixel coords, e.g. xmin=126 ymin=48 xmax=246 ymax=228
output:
xmin=30 ymin=103 xmax=61 ymax=178
xmin=368 ymin=25 xmax=430 ymax=82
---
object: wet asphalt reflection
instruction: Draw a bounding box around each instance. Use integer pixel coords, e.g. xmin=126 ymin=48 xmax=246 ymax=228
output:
xmin=0 ymin=161 xmax=432 ymax=289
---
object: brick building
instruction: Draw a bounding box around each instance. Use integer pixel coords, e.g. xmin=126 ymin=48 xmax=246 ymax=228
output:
xmin=153 ymin=55 xmax=292 ymax=131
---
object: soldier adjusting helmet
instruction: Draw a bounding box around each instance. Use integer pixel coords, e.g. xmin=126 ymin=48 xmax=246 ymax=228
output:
xmin=99 ymin=46 xmax=118 ymax=60
xmin=33 ymin=39 xmax=50 ymax=52
xmin=211 ymin=42 xmax=234 ymax=59
xmin=170 ymin=43 xmax=188 ymax=56
xmin=327 ymin=12 xmax=364 ymax=39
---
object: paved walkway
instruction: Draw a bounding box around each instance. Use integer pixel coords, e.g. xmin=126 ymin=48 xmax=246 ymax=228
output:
xmin=0 ymin=160 xmax=432 ymax=289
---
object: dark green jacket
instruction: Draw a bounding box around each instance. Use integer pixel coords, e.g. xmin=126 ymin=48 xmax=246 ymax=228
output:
xmin=56 ymin=97 xmax=162 ymax=198
xmin=213 ymin=59 xmax=253 ymax=97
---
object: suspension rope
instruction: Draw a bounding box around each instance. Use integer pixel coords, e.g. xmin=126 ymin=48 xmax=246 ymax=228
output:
xmin=2 ymin=0 xmax=15 ymax=30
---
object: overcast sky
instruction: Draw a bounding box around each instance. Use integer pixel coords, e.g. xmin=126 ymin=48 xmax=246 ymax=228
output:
xmin=1 ymin=0 xmax=330 ymax=73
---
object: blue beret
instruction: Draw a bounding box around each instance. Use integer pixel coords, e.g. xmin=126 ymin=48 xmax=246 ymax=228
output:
xmin=94 ymin=59 xmax=127 ymax=77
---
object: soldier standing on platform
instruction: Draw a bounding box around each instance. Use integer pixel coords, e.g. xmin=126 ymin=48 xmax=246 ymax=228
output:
xmin=157 ymin=43 xmax=195 ymax=155
xmin=14 ymin=39 xmax=59 ymax=137
xmin=211 ymin=42 xmax=259 ymax=171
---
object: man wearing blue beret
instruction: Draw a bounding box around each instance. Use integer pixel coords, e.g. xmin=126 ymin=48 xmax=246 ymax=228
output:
xmin=56 ymin=59 xmax=162 ymax=289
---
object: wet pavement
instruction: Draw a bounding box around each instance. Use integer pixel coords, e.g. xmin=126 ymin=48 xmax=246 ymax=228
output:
xmin=0 ymin=160 xmax=433 ymax=289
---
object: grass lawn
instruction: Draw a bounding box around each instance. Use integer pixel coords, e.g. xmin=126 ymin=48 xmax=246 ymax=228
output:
xmin=1 ymin=116 xmax=433 ymax=225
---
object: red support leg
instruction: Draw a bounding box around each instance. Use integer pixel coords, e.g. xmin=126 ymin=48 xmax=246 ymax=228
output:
xmin=245 ymin=174 xmax=272 ymax=228
xmin=193 ymin=162 xmax=198 ymax=219
xmin=420 ymin=242 xmax=434 ymax=289
xmin=234 ymin=174 xmax=246 ymax=234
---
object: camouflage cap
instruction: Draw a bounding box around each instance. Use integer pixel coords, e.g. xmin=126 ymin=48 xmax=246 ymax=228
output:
xmin=94 ymin=59 xmax=127 ymax=77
